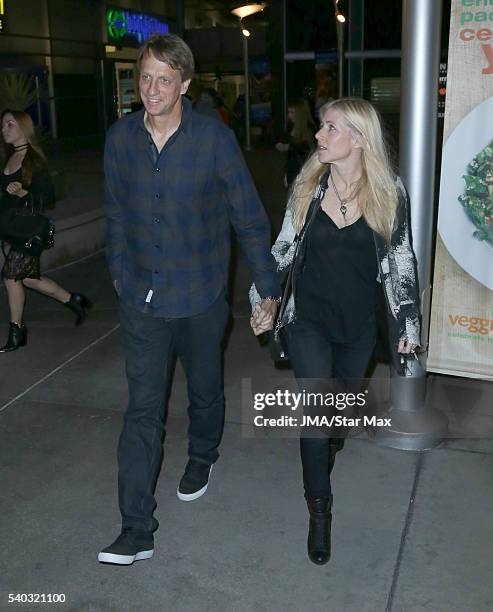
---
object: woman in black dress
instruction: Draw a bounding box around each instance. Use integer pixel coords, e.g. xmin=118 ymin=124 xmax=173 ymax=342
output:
xmin=250 ymin=98 xmax=420 ymax=565
xmin=0 ymin=110 xmax=91 ymax=353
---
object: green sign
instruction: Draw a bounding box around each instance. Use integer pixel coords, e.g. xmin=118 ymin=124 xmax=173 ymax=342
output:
xmin=107 ymin=7 xmax=169 ymax=46
xmin=107 ymin=9 xmax=128 ymax=41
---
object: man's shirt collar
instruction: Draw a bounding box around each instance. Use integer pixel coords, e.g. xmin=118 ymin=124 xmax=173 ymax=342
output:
xmin=135 ymin=95 xmax=192 ymax=138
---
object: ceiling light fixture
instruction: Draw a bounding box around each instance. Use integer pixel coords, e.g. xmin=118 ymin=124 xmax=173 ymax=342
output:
xmin=231 ymin=3 xmax=266 ymax=19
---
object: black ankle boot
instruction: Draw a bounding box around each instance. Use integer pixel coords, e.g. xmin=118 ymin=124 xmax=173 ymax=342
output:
xmin=64 ymin=293 xmax=92 ymax=326
xmin=0 ymin=322 xmax=27 ymax=353
xmin=306 ymin=496 xmax=332 ymax=565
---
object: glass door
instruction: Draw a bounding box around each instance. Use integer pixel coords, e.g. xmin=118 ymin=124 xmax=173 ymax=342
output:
xmin=114 ymin=62 xmax=138 ymax=117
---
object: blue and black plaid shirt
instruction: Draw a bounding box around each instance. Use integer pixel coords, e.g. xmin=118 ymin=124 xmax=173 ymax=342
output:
xmin=104 ymin=96 xmax=279 ymax=317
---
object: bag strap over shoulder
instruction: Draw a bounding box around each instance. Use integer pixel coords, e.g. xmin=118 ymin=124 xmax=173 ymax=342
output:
xmin=274 ymin=169 xmax=331 ymax=335
xmin=296 ymin=169 xmax=330 ymax=242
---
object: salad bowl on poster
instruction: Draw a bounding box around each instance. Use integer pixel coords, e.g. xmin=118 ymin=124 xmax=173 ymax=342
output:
xmin=437 ymin=95 xmax=493 ymax=290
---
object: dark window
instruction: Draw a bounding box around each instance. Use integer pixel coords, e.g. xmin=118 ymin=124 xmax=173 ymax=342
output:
xmin=53 ymin=74 xmax=99 ymax=137
xmin=364 ymin=1 xmax=402 ymax=50
xmin=287 ymin=0 xmax=337 ymax=51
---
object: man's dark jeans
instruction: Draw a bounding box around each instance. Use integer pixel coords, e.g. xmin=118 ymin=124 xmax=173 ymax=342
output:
xmin=285 ymin=318 xmax=376 ymax=500
xmin=117 ymin=292 xmax=229 ymax=532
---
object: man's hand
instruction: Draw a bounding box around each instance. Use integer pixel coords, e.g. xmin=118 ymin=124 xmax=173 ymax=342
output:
xmin=250 ymin=299 xmax=278 ymax=336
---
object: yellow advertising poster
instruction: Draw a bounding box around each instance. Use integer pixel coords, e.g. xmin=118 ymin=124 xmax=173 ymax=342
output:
xmin=428 ymin=0 xmax=493 ymax=380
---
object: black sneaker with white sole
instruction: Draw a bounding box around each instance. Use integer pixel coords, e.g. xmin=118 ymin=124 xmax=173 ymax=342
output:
xmin=177 ymin=459 xmax=213 ymax=501
xmin=98 ymin=528 xmax=154 ymax=565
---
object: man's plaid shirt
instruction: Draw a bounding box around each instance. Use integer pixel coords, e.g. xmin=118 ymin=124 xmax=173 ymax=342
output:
xmin=104 ymin=96 xmax=279 ymax=317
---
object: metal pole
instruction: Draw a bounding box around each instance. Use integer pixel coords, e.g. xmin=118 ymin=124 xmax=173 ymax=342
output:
xmin=347 ymin=0 xmax=364 ymax=97
xmin=337 ymin=20 xmax=345 ymax=97
xmin=244 ymin=33 xmax=251 ymax=151
xmin=100 ymin=59 xmax=108 ymax=133
xmin=282 ymin=0 xmax=287 ymax=133
xmin=333 ymin=0 xmax=345 ymax=97
xmin=35 ymin=75 xmax=42 ymax=125
xmin=401 ymin=0 xmax=442 ymax=305
xmin=374 ymin=0 xmax=448 ymax=451
xmin=175 ymin=0 xmax=185 ymax=37
xmin=45 ymin=0 xmax=57 ymax=139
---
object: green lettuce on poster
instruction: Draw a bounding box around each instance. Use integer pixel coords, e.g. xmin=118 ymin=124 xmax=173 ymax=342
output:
xmin=459 ymin=140 xmax=493 ymax=247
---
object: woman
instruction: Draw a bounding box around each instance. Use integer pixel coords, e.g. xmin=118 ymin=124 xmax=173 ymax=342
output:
xmin=275 ymin=98 xmax=316 ymax=187
xmin=0 ymin=110 xmax=91 ymax=353
xmin=250 ymin=98 xmax=420 ymax=565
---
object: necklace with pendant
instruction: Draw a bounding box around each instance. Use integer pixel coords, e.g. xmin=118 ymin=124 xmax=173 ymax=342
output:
xmin=330 ymin=174 xmax=360 ymax=223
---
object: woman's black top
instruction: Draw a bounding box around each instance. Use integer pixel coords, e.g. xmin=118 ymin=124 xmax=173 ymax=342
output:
xmin=296 ymin=207 xmax=378 ymax=342
xmin=0 ymin=167 xmax=22 ymax=188
xmin=0 ymin=167 xmax=22 ymax=208
xmin=0 ymin=165 xmax=54 ymax=211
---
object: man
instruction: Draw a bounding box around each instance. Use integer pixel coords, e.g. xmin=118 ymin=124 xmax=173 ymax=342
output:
xmin=193 ymin=87 xmax=222 ymax=121
xmin=98 ymin=34 xmax=279 ymax=565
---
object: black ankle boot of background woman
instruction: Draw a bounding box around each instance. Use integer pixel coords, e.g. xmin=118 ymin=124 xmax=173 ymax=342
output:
xmin=64 ymin=293 xmax=93 ymax=326
xmin=0 ymin=321 xmax=27 ymax=353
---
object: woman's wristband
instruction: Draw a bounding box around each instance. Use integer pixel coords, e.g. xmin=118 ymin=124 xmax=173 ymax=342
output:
xmin=262 ymin=296 xmax=281 ymax=304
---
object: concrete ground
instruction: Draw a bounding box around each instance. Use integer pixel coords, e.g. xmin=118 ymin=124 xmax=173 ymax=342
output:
xmin=1 ymin=144 xmax=492 ymax=612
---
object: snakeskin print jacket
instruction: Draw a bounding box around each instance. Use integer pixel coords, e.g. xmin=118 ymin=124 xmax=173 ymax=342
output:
xmin=249 ymin=170 xmax=421 ymax=349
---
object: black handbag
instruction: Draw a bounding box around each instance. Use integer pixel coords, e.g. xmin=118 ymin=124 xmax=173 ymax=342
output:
xmin=268 ymin=173 xmax=330 ymax=362
xmin=269 ymin=246 xmax=297 ymax=361
xmin=0 ymin=196 xmax=55 ymax=256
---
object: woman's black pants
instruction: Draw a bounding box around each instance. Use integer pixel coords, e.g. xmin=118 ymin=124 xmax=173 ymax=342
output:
xmin=285 ymin=318 xmax=376 ymax=500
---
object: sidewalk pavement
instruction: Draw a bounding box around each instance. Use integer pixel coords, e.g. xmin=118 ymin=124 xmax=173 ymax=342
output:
xmin=0 ymin=139 xmax=492 ymax=612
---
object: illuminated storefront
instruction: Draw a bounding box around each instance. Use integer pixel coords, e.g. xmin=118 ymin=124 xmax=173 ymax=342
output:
xmin=0 ymin=1 xmax=175 ymax=137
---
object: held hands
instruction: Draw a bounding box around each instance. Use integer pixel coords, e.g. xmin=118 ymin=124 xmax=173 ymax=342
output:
xmin=6 ymin=182 xmax=28 ymax=197
xmin=398 ymin=338 xmax=418 ymax=354
xmin=250 ymin=299 xmax=278 ymax=336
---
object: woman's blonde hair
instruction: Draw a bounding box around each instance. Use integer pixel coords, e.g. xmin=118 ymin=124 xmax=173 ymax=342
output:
xmin=290 ymin=97 xmax=398 ymax=243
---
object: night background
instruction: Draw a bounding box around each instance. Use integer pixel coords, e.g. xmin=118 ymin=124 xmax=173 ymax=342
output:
xmin=3 ymin=3 xmax=490 ymax=612
xmin=0 ymin=0 xmax=452 ymax=144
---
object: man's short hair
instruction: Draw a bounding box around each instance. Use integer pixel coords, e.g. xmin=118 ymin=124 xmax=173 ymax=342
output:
xmin=136 ymin=34 xmax=195 ymax=82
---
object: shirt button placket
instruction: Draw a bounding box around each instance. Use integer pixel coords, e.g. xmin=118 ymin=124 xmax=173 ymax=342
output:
xmin=153 ymin=159 xmax=163 ymax=295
